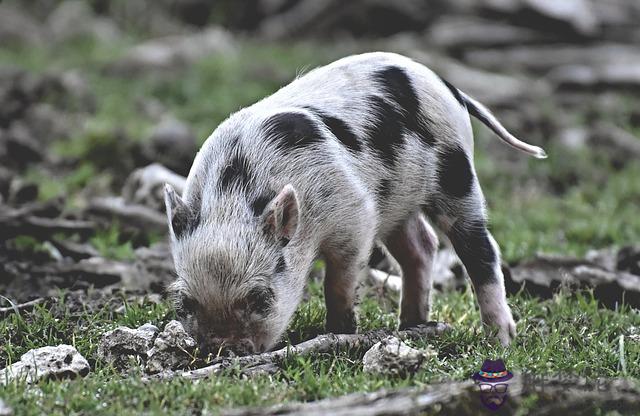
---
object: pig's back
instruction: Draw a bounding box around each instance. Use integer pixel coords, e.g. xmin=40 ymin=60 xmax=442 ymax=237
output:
xmin=191 ymin=52 xmax=471 ymax=241
xmin=250 ymin=52 xmax=471 ymax=238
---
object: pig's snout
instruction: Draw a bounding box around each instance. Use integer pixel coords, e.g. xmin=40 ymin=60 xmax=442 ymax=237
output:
xmin=198 ymin=337 xmax=258 ymax=356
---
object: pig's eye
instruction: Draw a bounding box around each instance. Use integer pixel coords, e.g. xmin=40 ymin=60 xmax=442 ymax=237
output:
xmin=180 ymin=295 xmax=198 ymax=315
xmin=246 ymin=287 xmax=274 ymax=315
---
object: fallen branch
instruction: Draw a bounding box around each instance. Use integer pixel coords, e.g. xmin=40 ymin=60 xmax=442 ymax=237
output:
xmin=0 ymin=202 xmax=94 ymax=239
xmin=225 ymin=377 xmax=640 ymax=415
xmin=30 ymin=243 xmax=175 ymax=290
xmin=368 ymin=268 xmax=402 ymax=292
xmin=87 ymin=197 xmax=167 ymax=233
xmin=180 ymin=322 xmax=449 ymax=380
xmin=0 ymin=297 xmax=46 ymax=317
xmin=506 ymin=252 xmax=640 ymax=308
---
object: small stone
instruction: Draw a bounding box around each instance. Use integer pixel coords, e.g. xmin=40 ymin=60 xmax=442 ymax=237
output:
xmin=98 ymin=324 xmax=159 ymax=369
xmin=0 ymin=345 xmax=89 ymax=385
xmin=362 ymin=336 xmax=433 ymax=377
xmin=0 ymin=398 xmax=12 ymax=416
xmin=146 ymin=320 xmax=197 ymax=374
xmin=122 ymin=163 xmax=187 ymax=211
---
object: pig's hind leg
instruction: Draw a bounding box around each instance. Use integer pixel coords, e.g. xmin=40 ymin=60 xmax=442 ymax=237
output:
xmin=425 ymin=146 xmax=516 ymax=346
xmin=385 ymin=212 xmax=438 ymax=329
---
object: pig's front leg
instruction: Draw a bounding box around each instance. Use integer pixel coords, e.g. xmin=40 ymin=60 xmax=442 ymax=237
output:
xmin=323 ymin=225 xmax=376 ymax=334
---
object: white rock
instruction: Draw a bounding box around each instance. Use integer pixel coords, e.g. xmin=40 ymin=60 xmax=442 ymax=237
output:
xmin=98 ymin=324 xmax=159 ymax=369
xmin=0 ymin=345 xmax=89 ymax=385
xmin=146 ymin=320 xmax=197 ymax=374
xmin=0 ymin=398 xmax=12 ymax=416
xmin=362 ymin=336 xmax=433 ymax=377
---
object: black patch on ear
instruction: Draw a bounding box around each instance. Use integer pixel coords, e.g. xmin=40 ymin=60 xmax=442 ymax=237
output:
xmin=247 ymin=287 xmax=275 ymax=315
xmin=305 ymin=106 xmax=361 ymax=153
xmin=366 ymin=96 xmax=405 ymax=165
xmin=374 ymin=66 xmax=436 ymax=147
xmin=219 ymin=154 xmax=252 ymax=192
xmin=448 ymin=220 xmax=497 ymax=286
xmin=438 ymin=76 xmax=466 ymax=108
xmin=251 ymin=191 xmax=276 ymax=216
xmin=438 ymin=146 xmax=474 ymax=198
xmin=263 ymin=112 xmax=324 ymax=149
xmin=275 ymin=255 xmax=286 ymax=273
xmin=376 ymin=178 xmax=392 ymax=202
xmin=172 ymin=206 xmax=200 ymax=239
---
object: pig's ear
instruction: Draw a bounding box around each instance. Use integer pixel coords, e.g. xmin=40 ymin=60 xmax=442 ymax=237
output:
xmin=262 ymin=184 xmax=299 ymax=246
xmin=164 ymin=184 xmax=193 ymax=239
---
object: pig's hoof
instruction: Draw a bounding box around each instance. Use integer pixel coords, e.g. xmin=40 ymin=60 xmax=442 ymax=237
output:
xmin=482 ymin=305 xmax=517 ymax=346
xmin=495 ymin=316 xmax=517 ymax=347
xmin=325 ymin=311 xmax=357 ymax=334
xmin=398 ymin=318 xmax=429 ymax=331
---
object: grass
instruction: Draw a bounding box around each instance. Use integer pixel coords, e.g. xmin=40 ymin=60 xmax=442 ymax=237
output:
xmin=1 ymin=33 xmax=640 ymax=415
xmin=1 ymin=284 xmax=638 ymax=415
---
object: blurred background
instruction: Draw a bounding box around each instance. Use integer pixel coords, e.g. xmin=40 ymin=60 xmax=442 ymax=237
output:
xmin=1 ymin=0 xmax=640 ymax=301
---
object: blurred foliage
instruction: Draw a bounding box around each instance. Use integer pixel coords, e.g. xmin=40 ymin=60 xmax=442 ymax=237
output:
xmin=90 ymin=224 xmax=136 ymax=261
xmin=3 ymin=35 xmax=639 ymax=259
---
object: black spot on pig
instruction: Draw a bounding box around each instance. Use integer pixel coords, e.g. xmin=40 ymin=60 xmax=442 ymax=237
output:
xmin=376 ymin=178 xmax=392 ymax=202
xmin=251 ymin=191 xmax=276 ymax=216
xmin=447 ymin=220 xmax=497 ymax=286
xmin=366 ymin=96 xmax=404 ymax=165
xmin=263 ymin=112 xmax=324 ymax=149
xmin=275 ymin=255 xmax=286 ymax=273
xmin=374 ymin=66 xmax=419 ymax=126
xmin=438 ymin=76 xmax=466 ymax=108
xmin=306 ymin=106 xmax=361 ymax=153
xmin=219 ymin=154 xmax=252 ymax=193
xmin=374 ymin=66 xmax=436 ymax=147
xmin=438 ymin=146 xmax=474 ymax=198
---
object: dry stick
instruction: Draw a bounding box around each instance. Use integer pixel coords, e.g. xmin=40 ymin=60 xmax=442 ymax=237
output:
xmin=88 ymin=197 xmax=167 ymax=233
xmin=0 ymin=298 xmax=46 ymax=318
xmin=225 ymin=381 xmax=477 ymax=416
xmin=224 ymin=378 xmax=640 ymax=416
xmin=368 ymin=268 xmax=402 ymax=292
xmin=182 ymin=322 xmax=450 ymax=380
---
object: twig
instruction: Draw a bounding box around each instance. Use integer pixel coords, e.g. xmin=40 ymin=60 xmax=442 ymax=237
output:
xmin=0 ymin=202 xmax=95 ymax=239
xmin=0 ymin=297 xmax=46 ymax=318
xmin=368 ymin=268 xmax=402 ymax=292
xmin=224 ymin=377 xmax=640 ymax=415
xmin=180 ymin=322 xmax=450 ymax=380
xmin=88 ymin=197 xmax=167 ymax=233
